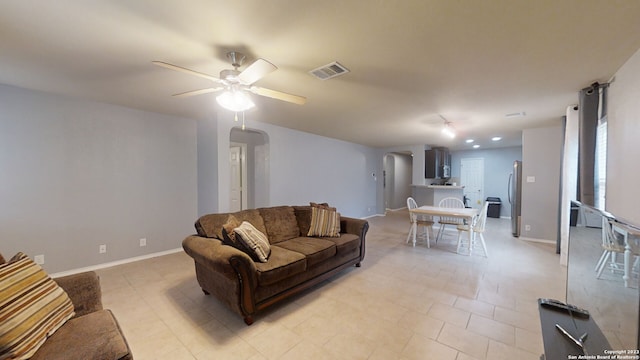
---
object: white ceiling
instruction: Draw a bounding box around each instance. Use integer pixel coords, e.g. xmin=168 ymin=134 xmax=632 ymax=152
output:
xmin=1 ymin=1 xmax=640 ymax=149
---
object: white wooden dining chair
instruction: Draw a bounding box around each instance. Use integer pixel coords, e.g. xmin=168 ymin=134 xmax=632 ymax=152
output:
xmin=436 ymin=197 xmax=465 ymax=242
xmin=456 ymin=201 xmax=489 ymax=257
xmin=595 ymin=219 xmax=625 ymax=277
xmin=406 ymin=197 xmax=434 ymax=247
xmin=595 ymin=219 xmax=640 ymax=283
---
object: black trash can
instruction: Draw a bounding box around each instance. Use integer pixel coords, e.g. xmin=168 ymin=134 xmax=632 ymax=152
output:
xmin=486 ymin=197 xmax=501 ymax=218
xmin=570 ymin=201 xmax=579 ymax=226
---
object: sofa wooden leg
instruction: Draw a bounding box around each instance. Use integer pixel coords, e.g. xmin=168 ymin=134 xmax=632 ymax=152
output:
xmin=202 ymin=288 xmax=210 ymax=295
xmin=243 ymin=316 xmax=254 ymax=326
xmin=355 ymin=262 xmax=361 ymax=267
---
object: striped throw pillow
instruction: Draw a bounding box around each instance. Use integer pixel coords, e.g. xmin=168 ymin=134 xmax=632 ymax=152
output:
xmin=307 ymin=206 xmax=341 ymax=237
xmin=234 ymin=221 xmax=271 ymax=262
xmin=0 ymin=253 xmax=75 ymax=360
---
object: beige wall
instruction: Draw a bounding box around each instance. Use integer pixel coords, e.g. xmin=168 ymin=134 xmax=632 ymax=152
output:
xmin=0 ymin=85 xmax=198 ymax=273
xmin=521 ymin=125 xmax=563 ymax=241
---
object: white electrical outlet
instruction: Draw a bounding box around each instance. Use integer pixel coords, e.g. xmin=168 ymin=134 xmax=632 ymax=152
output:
xmin=99 ymin=244 xmax=107 ymax=254
xmin=525 ymin=224 xmax=531 ymax=231
xmin=34 ymin=254 xmax=45 ymax=265
xmin=139 ymin=238 xmax=147 ymax=247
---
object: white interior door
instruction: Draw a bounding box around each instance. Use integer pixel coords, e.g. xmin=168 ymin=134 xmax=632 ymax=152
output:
xmin=229 ymin=145 xmax=247 ymax=211
xmin=460 ymin=158 xmax=484 ymax=209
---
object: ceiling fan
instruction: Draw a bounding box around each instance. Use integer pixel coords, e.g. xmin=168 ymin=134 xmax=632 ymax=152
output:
xmin=153 ymin=51 xmax=306 ymax=112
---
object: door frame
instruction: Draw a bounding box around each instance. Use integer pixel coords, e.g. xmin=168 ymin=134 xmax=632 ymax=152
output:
xmin=230 ymin=142 xmax=248 ymax=211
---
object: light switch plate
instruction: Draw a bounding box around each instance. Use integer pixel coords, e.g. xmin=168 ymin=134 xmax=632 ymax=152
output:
xmin=526 ymin=176 xmax=536 ymax=183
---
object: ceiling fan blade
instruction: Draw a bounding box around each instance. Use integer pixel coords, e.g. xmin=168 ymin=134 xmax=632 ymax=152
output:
xmin=250 ymin=86 xmax=307 ymax=105
xmin=172 ymin=87 xmax=223 ymax=98
xmin=152 ymin=61 xmax=223 ymax=84
xmin=238 ymin=59 xmax=277 ymax=84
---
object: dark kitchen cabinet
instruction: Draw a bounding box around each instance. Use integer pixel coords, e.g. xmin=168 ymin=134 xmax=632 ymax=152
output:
xmin=425 ymin=148 xmax=451 ymax=179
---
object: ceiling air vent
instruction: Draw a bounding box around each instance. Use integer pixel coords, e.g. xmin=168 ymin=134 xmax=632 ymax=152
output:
xmin=309 ymin=61 xmax=350 ymax=80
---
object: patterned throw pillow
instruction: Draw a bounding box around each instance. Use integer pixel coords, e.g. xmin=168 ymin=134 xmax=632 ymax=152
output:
xmin=0 ymin=253 xmax=75 ymax=360
xmin=221 ymin=215 xmax=244 ymax=249
xmin=307 ymin=204 xmax=341 ymax=237
xmin=234 ymin=221 xmax=271 ymax=262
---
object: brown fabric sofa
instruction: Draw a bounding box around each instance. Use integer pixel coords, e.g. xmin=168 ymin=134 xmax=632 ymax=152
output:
xmin=182 ymin=205 xmax=369 ymax=325
xmin=0 ymin=252 xmax=133 ymax=360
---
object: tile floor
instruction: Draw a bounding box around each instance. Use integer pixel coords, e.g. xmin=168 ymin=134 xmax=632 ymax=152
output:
xmin=97 ymin=209 xmax=566 ymax=359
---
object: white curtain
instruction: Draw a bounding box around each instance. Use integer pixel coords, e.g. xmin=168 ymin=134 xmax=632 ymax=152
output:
xmin=559 ymin=105 xmax=579 ymax=266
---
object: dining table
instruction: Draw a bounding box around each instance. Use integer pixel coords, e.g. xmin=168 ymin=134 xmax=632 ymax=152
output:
xmin=409 ymin=205 xmax=478 ymax=255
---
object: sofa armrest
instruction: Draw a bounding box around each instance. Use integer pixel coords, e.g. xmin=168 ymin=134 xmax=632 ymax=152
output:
xmin=340 ymin=216 xmax=369 ymax=238
xmin=340 ymin=216 xmax=369 ymax=263
xmin=54 ymin=271 xmax=103 ymax=318
xmin=182 ymin=235 xmax=258 ymax=287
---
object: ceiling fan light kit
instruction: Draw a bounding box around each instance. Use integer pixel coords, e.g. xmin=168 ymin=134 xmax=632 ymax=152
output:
xmin=439 ymin=115 xmax=456 ymax=139
xmin=153 ymin=51 xmax=307 ymax=114
xmin=216 ymin=90 xmax=255 ymax=112
xmin=441 ymin=123 xmax=456 ymax=139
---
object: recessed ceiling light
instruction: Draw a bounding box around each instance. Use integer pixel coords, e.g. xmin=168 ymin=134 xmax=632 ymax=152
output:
xmin=465 ymin=139 xmax=474 ymax=143
xmin=473 ymin=144 xmax=480 ymax=149
xmin=492 ymin=136 xmax=502 ymax=141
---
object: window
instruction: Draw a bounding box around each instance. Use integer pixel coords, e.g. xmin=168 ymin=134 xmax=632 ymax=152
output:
xmin=594 ymin=117 xmax=607 ymax=210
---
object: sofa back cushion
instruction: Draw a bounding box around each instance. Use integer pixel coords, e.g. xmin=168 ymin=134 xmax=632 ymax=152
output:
xmin=293 ymin=206 xmax=312 ymax=236
xmin=196 ymin=209 xmax=266 ymax=240
xmin=258 ymin=206 xmax=300 ymax=244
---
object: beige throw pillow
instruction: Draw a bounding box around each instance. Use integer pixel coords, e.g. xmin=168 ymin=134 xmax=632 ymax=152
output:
xmin=307 ymin=205 xmax=341 ymax=237
xmin=234 ymin=221 xmax=271 ymax=262
xmin=0 ymin=253 xmax=75 ymax=359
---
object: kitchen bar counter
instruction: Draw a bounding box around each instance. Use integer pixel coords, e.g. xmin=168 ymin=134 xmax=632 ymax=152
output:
xmin=411 ymin=184 xmax=464 ymax=206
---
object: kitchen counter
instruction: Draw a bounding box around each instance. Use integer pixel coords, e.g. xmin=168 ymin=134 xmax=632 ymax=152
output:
xmin=417 ymin=185 xmax=464 ymax=189
xmin=411 ymin=184 xmax=464 ymax=206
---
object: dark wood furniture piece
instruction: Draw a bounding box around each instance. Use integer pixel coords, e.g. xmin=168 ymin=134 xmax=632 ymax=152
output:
xmin=538 ymin=298 xmax=611 ymax=359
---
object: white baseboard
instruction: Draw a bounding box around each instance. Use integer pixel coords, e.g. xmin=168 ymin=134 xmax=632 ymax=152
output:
xmin=50 ymin=248 xmax=183 ymax=278
xmin=363 ymin=213 xmax=386 ymax=219
xmin=518 ymin=236 xmax=556 ymax=245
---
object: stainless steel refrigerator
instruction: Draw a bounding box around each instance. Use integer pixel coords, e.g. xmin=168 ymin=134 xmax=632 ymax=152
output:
xmin=508 ymin=160 xmax=522 ymax=237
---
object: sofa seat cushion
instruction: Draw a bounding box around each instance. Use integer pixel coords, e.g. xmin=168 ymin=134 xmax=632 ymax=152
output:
xmin=255 ymin=246 xmax=306 ymax=286
xmin=31 ymin=309 xmax=131 ymax=360
xmin=275 ymin=237 xmax=337 ymax=267
xmin=322 ymin=233 xmax=360 ymax=255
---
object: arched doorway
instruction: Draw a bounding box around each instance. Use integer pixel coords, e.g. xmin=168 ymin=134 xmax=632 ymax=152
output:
xmin=229 ymin=127 xmax=269 ymax=210
xmin=383 ymin=152 xmax=413 ymax=210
